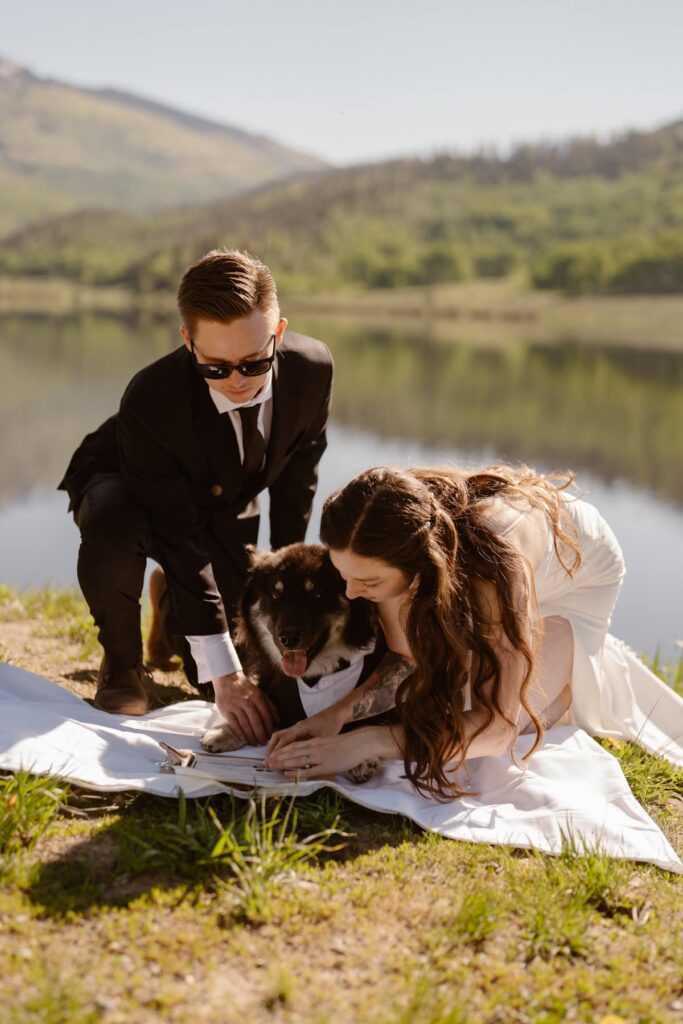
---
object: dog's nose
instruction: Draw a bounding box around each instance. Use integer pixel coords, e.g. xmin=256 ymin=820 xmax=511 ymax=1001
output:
xmin=279 ymin=628 xmax=303 ymax=649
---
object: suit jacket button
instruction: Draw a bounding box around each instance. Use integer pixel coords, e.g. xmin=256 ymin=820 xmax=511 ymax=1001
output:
xmin=211 ymin=484 xmax=223 ymax=497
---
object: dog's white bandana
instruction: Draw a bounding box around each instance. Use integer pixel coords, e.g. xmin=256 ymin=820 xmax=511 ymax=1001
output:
xmin=296 ymin=647 xmax=375 ymax=718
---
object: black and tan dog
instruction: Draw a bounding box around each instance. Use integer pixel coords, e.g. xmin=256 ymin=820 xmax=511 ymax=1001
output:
xmin=201 ymin=542 xmax=391 ymax=781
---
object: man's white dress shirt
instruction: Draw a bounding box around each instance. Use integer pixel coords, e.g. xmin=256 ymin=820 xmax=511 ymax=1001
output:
xmin=185 ymin=373 xmax=273 ymax=684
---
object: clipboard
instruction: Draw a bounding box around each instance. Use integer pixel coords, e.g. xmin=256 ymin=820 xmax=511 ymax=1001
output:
xmin=156 ymin=741 xmax=334 ymax=790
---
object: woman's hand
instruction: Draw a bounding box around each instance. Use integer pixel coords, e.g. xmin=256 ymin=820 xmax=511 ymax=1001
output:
xmin=265 ymin=727 xmax=384 ymax=779
xmin=266 ymin=704 xmax=345 ymax=759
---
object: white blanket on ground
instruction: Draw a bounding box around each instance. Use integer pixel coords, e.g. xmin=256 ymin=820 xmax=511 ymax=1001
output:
xmin=0 ymin=664 xmax=680 ymax=874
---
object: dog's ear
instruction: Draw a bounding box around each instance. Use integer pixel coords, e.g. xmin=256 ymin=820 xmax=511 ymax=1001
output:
xmin=234 ymin=567 xmax=262 ymax=650
xmin=244 ymin=544 xmax=273 ymax=572
xmin=244 ymin=543 xmax=260 ymax=568
xmin=320 ymin=548 xmax=345 ymax=592
xmin=237 ymin=547 xmax=274 ymax=630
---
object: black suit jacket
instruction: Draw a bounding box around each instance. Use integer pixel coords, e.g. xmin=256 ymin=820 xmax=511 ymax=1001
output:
xmin=58 ymin=331 xmax=333 ymax=635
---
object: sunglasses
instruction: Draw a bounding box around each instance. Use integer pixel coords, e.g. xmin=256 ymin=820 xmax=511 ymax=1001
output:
xmin=190 ymin=335 xmax=277 ymax=380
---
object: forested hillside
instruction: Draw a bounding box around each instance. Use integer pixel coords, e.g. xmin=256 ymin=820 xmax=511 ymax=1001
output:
xmin=2 ymin=109 xmax=683 ymax=295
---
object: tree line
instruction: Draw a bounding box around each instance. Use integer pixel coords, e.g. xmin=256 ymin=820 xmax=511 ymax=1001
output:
xmin=1 ymin=121 xmax=683 ymax=296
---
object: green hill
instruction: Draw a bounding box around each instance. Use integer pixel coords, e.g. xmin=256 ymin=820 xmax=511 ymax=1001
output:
xmin=2 ymin=107 xmax=683 ymax=296
xmin=0 ymin=58 xmax=326 ymax=238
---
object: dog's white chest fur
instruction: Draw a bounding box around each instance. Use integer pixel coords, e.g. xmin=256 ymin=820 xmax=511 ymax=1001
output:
xmin=297 ymin=646 xmax=374 ymax=717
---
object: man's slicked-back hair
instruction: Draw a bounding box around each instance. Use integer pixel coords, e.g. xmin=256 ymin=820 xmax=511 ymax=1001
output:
xmin=177 ymin=248 xmax=280 ymax=334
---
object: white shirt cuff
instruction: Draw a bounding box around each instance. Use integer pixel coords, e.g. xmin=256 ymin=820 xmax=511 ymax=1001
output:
xmin=185 ymin=632 xmax=242 ymax=684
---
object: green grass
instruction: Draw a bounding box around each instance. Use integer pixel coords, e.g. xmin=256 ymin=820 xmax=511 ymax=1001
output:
xmin=20 ymin=789 xmax=349 ymax=921
xmin=0 ymin=778 xmax=680 ymax=1022
xmin=598 ymin=737 xmax=683 ymax=814
xmin=0 ymin=772 xmax=67 ymax=880
xmin=119 ymin=790 xmax=349 ymax=925
xmin=0 ymin=584 xmax=89 ymax=622
xmin=2 ymin=975 xmax=103 ymax=1024
xmin=432 ymin=883 xmax=503 ymax=948
xmin=0 ymin=584 xmax=99 ymax=662
xmin=0 ymin=583 xmax=681 ymax=1021
xmin=643 ymin=649 xmax=683 ymax=696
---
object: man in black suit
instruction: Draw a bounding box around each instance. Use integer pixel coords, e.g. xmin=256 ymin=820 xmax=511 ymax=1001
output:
xmin=58 ymin=248 xmax=333 ymax=743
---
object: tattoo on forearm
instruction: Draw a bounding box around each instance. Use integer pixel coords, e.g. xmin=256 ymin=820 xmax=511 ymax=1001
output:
xmin=350 ymin=653 xmax=414 ymax=721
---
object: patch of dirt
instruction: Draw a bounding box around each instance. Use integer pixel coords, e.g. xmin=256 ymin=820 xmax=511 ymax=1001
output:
xmin=0 ymin=619 xmax=196 ymax=708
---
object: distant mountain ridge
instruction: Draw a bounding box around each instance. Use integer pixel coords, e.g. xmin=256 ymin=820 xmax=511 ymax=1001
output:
xmin=0 ymin=57 xmax=327 ymax=237
xmin=84 ymin=85 xmax=282 ymax=150
xmin=2 ymin=71 xmax=682 ymax=297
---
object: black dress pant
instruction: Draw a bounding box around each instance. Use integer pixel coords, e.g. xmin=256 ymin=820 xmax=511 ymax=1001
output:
xmin=72 ymin=473 xmax=257 ymax=688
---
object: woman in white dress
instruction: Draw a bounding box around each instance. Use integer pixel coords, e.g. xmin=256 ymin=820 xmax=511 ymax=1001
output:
xmin=266 ymin=465 xmax=683 ymax=791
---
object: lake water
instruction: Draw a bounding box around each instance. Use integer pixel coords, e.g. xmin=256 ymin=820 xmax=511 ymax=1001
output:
xmin=0 ymin=311 xmax=681 ymax=659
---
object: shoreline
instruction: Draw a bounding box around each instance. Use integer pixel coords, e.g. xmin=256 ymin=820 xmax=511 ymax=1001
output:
xmin=2 ymin=275 xmax=683 ymax=351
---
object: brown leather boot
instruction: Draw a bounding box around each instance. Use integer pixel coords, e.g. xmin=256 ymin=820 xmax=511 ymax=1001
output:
xmin=94 ymin=656 xmax=150 ymax=716
xmin=146 ymin=566 xmax=177 ymax=670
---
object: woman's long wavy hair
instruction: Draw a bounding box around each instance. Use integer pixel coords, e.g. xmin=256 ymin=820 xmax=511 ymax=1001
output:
xmin=320 ymin=464 xmax=581 ymax=799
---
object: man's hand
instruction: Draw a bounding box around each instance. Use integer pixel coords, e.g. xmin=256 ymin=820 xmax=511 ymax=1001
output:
xmin=266 ymin=704 xmax=345 ymax=763
xmin=213 ymin=671 xmax=279 ymax=746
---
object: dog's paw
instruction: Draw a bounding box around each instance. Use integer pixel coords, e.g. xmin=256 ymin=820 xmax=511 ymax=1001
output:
xmin=200 ymin=724 xmax=245 ymax=753
xmin=344 ymin=759 xmax=380 ymax=785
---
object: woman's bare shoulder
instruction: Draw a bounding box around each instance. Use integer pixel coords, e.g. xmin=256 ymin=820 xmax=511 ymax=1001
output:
xmin=480 ymin=495 xmax=549 ymax=569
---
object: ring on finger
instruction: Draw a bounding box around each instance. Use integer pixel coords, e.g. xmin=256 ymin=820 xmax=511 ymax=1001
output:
xmin=304 ymin=754 xmax=311 ymax=769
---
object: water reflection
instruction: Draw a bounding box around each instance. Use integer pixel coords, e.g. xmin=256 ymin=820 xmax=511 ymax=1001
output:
xmin=0 ymin=313 xmax=177 ymax=505
xmin=1 ymin=311 xmax=681 ymax=656
xmin=1 ymin=311 xmax=681 ymax=510
xmin=296 ymin=317 xmax=683 ymax=508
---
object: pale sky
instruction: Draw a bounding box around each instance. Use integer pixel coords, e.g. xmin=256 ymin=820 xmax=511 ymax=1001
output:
xmin=3 ymin=0 xmax=682 ymax=165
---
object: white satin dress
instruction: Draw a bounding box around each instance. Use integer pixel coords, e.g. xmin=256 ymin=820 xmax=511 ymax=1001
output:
xmin=498 ymin=495 xmax=683 ymax=768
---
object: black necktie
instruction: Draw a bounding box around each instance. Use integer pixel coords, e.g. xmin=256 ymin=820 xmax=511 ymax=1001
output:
xmin=238 ymin=404 xmax=266 ymax=477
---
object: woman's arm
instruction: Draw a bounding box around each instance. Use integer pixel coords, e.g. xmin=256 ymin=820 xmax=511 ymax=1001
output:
xmin=267 ymin=707 xmax=518 ymax=779
xmin=342 ymin=652 xmax=415 ymax=723
xmin=266 ymin=723 xmax=405 ymax=776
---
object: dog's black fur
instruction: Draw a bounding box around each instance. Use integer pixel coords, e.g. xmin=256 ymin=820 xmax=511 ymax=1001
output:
xmin=201 ymin=543 xmax=389 ymax=781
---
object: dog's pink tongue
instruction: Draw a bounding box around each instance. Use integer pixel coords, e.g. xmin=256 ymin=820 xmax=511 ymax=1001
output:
xmin=281 ymin=650 xmax=308 ymax=677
